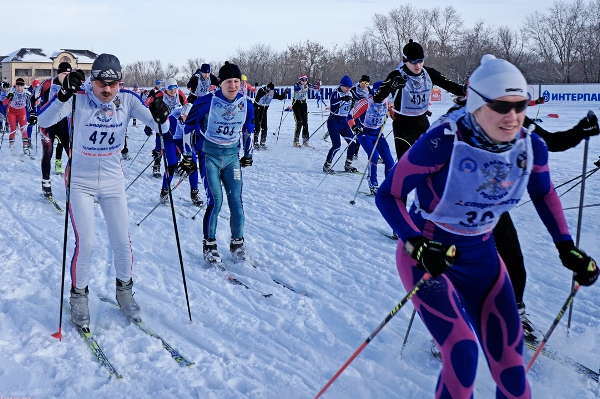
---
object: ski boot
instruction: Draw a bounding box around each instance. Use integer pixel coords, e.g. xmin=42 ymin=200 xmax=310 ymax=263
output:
xmin=230 ymin=238 xmax=248 ymax=263
xmin=9 ymin=142 xmax=15 ymax=155
xmin=345 ymin=159 xmax=358 ymax=173
xmin=253 ymin=141 xmax=260 ymax=151
xmin=42 ymin=179 xmax=53 ymax=198
xmin=323 ymin=161 xmax=334 ymax=174
xmin=55 ymin=159 xmax=64 ymax=174
xmin=69 ymin=285 xmax=90 ymax=327
xmin=518 ymin=302 xmax=536 ymax=341
xmin=115 ymin=278 xmax=141 ymax=321
xmin=191 ymin=188 xmax=204 ymax=207
xmin=23 ymin=144 xmax=30 ymax=156
xmin=159 ymin=187 xmax=169 ymax=204
xmin=369 ymin=184 xmax=379 ymax=195
xmin=121 ymin=147 xmax=129 ymax=160
xmin=203 ymin=239 xmax=221 ymax=264
xmin=302 ymin=140 xmax=311 ymax=147
xmin=293 ymin=141 xmax=301 ymax=148
xmin=260 ymin=142 xmax=268 ymax=150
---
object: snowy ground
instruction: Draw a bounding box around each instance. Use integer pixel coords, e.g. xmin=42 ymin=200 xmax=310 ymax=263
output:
xmin=1 ymin=97 xmax=600 ymax=398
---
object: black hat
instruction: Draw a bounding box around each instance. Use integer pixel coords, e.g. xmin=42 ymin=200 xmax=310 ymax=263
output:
xmin=267 ymin=82 xmax=275 ymax=91
xmin=15 ymin=78 xmax=25 ymax=86
xmin=91 ymin=53 xmax=122 ymax=81
xmin=218 ymin=61 xmax=241 ymax=82
xmin=200 ymin=63 xmax=211 ymax=74
xmin=402 ymin=39 xmax=424 ymax=60
xmin=360 ymin=75 xmax=370 ymax=83
xmin=57 ymin=62 xmax=72 ymax=74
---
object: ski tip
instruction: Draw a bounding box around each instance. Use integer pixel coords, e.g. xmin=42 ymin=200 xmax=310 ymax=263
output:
xmin=51 ymin=328 xmax=63 ymax=340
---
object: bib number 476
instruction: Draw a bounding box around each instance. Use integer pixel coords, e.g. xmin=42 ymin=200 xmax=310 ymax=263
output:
xmin=89 ymin=131 xmax=116 ymax=145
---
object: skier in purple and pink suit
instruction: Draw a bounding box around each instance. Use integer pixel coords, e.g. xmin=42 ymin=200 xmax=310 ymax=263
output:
xmin=376 ymin=54 xmax=598 ymax=399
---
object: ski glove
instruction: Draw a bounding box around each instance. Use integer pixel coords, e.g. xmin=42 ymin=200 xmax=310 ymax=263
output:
xmin=389 ymin=75 xmax=408 ymax=90
xmin=352 ymin=125 xmax=363 ymax=135
xmin=556 ymin=241 xmax=599 ymax=286
xmin=404 ymin=236 xmax=458 ymax=278
xmin=341 ymin=95 xmax=352 ymax=102
xmin=6 ymin=92 xmax=13 ymax=101
xmin=177 ymin=154 xmax=197 ymax=175
xmin=144 ymin=126 xmax=153 ymax=136
xmin=576 ymin=111 xmax=599 ymax=137
xmin=28 ymin=114 xmax=37 ymax=125
xmin=57 ymin=69 xmax=85 ymax=102
xmin=149 ymin=98 xmax=169 ymax=124
xmin=240 ymin=156 xmax=253 ymax=167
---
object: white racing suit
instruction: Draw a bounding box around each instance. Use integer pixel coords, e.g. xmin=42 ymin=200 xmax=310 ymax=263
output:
xmin=38 ymin=87 xmax=169 ymax=289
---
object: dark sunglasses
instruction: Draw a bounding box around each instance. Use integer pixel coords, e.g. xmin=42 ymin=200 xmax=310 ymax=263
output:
xmin=407 ymin=58 xmax=424 ymax=65
xmin=468 ymin=86 xmax=528 ymax=114
xmin=93 ymin=79 xmax=120 ymax=88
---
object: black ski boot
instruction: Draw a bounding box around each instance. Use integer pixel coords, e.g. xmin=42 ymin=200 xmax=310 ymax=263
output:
xmin=42 ymin=179 xmax=53 ymax=198
xmin=203 ymin=239 xmax=221 ymax=264
xmin=191 ymin=188 xmax=204 ymax=207
xmin=344 ymin=159 xmax=358 ymax=173
xmin=230 ymin=238 xmax=248 ymax=263
xmin=159 ymin=187 xmax=169 ymax=204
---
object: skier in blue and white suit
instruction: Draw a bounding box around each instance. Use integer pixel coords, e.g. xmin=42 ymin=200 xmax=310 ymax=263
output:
xmin=38 ymin=54 xmax=170 ymax=327
xmin=183 ymin=61 xmax=254 ymax=263
xmin=322 ymin=75 xmax=360 ymax=174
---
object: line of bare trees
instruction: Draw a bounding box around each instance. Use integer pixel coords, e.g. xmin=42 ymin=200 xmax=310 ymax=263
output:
xmin=122 ymin=0 xmax=600 ymax=87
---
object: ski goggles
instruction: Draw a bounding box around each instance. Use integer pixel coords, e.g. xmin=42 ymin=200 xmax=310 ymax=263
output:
xmin=167 ymin=84 xmax=178 ymax=90
xmin=468 ymin=86 xmax=528 ymax=114
xmin=407 ymin=58 xmax=424 ymax=65
xmin=93 ymin=79 xmax=120 ymax=88
xmin=360 ymin=81 xmax=370 ymax=85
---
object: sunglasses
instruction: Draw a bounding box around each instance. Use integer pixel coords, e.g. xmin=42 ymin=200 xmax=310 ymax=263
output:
xmin=468 ymin=86 xmax=528 ymax=114
xmin=407 ymin=58 xmax=424 ymax=65
xmin=300 ymin=78 xmax=307 ymax=81
xmin=360 ymin=81 xmax=370 ymax=85
xmin=93 ymin=79 xmax=120 ymax=88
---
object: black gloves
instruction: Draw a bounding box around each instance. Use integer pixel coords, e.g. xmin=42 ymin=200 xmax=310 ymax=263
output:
xmin=6 ymin=92 xmax=13 ymax=101
xmin=556 ymin=241 xmax=599 ymax=286
xmin=352 ymin=125 xmax=363 ymax=135
xmin=28 ymin=113 xmax=37 ymax=125
xmin=144 ymin=126 xmax=153 ymax=136
xmin=576 ymin=111 xmax=599 ymax=137
xmin=177 ymin=154 xmax=197 ymax=175
xmin=404 ymin=236 xmax=458 ymax=278
xmin=240 ymin=156 xmax=253 ymax=167
xmin=149 ymin=98 xmax=169 ymax=124
xmin=341 ymin=95 xmax=352 ymax=102
xmin=389 ymin=75 xmax=408 ymax=90
xmin=57 ymin=69 xmax=85 ymax=102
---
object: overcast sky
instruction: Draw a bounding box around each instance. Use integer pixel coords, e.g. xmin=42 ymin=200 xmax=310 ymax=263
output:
xmin=4 ymin=0 xmax=550 ymax=69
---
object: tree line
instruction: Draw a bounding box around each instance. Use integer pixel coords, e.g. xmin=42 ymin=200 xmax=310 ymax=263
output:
xmin=122 ymin=0 xmax=600 ymax=88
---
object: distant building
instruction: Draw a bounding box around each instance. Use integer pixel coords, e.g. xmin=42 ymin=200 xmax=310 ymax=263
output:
xmin=0 ymin=48 xmax=98 ymax=85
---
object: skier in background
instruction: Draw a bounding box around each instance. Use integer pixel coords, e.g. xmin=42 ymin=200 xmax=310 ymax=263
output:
xmin=2 ymin=78 xmax=33 ymax=155
xmin=253 ymin=82 xmax=288 ymax=150
xmin=292 ymin=74 xmax=318 ymax=147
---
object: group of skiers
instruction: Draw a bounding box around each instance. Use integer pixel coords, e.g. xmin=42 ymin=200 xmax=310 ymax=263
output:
xmin=5 ymin=36 xmax=598 ymax=397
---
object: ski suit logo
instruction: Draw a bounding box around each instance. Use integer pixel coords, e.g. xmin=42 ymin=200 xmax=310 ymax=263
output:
xmin=94 ymin=106 xmax=115 ymax=123
xmin=458 ymin=157 xmax=477 ymax=173
xmin=476 ymin=161 xmax=514 ymax=200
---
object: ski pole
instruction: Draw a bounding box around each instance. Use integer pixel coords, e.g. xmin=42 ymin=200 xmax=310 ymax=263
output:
xmin=52 ymin=94 xmax=76 ymax=341
xmin=274 ymin=99 xmax=286 ymax=143
xmin=127 ymin=134 xmax=151 ymax=169
xmin=400 ymin=308 xmax=417 ymax=356
xmin=125 ymin=153 xmax=161 ymax=191
xmin=135 ymin=172 xmax=187 ymax=226
xmin=308 ymin=116 xmax=330 ymax=141
xmin=314 ymin=273 xmax=432 ymax=399
xmin=567 ymin=136 xmax=589 ymax=332
xmin=316 ymin=136 xmax=358 ymax=190
xmin=563 ymin=202 xmax=600 ymax=211
xmin=349 ymin=91 xmax=400 ymax=205
xmin=157 ymin=122 xmax=193 ymax=322
xmin=526 ymin=283 xmax=580 ymax=373
xmin=275 ymin=109 xmax=291 ymax=146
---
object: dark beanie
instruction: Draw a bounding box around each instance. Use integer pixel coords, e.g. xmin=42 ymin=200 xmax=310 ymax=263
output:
xmin=200 ymin=63 xmax=211 ymax=74
xmin=15 ymin=78 xmax=25 ymax=86
xmin=218 ymin=61 xmax=242 ymax=82
xmin=57 ymin=62 xmax=72 ymax=74
xmin=360 ymin=74 xmax=370 ymax=83
xmin=267 ymin=82 xmax=275 ymax=91
xmin=91 ymin=53 xmax=122 ymax=81
xmin=402 ymin=39 xmax=424 ymax=60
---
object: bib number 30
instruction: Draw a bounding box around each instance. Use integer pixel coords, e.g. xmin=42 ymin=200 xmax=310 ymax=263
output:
xmin=89 ymin=131 xmax=116 ymax=145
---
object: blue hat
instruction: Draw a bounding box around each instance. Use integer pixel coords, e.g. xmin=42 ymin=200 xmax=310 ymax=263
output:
xmin=155 ymin=79 xmax=162 ymax=85
xmin=372 ymin=81 xmax=383 ymax=92
xmin=200 ymin=63 xmax=211 ymax=74
xmin=340 ymin=75 xmax=353 ymax=88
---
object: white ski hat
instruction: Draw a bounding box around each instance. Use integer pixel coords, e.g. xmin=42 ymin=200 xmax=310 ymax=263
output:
xmin=466 ymin=54 xmax=528 ymax=113
xmin=164 ymin=77 xmax=178 ymax=90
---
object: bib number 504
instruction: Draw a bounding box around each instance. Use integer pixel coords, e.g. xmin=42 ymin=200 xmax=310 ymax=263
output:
xmin=89 ymin=131 xmax=116 ymax=145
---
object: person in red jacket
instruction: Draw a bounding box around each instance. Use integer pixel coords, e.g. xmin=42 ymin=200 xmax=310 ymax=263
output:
xmin=2 ymin=78 xmax=33 ymax=155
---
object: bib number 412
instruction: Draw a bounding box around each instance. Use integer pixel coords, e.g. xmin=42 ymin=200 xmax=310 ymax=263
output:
xmin=89 ymin=131 xmax=116 ymax=145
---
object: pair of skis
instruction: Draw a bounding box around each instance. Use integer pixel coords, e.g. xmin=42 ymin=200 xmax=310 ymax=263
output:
xmin=64 ymin=295 xmax=194 ymax=379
